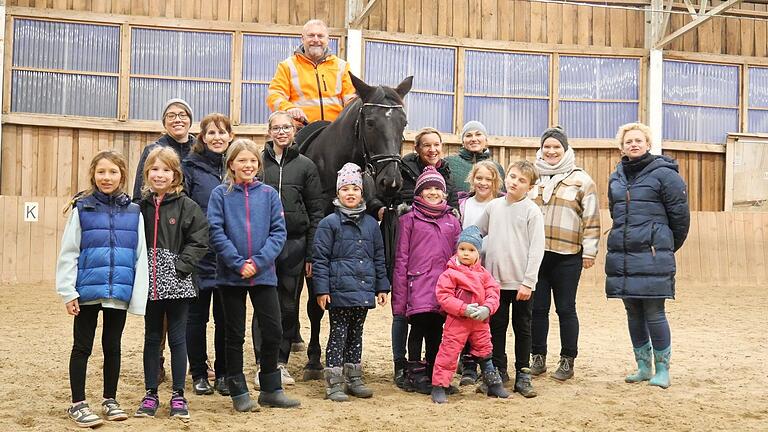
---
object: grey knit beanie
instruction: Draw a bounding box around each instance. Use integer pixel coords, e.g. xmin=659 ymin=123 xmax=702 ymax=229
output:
xmin=461 ymin=120 xmax=488 ymax=137
xmin=162 ymin=98 xmax=194 ymax=124
xmin=540 ymin=126 xmax=569 ymax=151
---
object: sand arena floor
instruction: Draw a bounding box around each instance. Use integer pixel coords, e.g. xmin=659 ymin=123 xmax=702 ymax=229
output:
xmin=1 ymin=282 xmax=766 ymax=431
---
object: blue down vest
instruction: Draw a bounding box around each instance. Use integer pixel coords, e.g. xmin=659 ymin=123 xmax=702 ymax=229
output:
xmin=75 ymin=191 xmax=141 ymax=303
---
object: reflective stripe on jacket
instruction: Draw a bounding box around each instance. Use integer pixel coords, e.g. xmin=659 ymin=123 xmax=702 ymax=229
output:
xmin=266 ymin=50 xmax=356 ymax=122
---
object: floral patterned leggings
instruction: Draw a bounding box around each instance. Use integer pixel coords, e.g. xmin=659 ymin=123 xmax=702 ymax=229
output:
xmin=326 ymin=307 xmax=368 ymax=368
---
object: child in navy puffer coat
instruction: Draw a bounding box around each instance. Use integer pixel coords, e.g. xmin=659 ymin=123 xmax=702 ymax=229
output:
xmin=313 ymin=163 xmax=390 ymax=402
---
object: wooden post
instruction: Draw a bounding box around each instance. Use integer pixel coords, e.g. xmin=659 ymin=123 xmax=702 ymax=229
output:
xmin=0 ymin=5 xmax=6 ymax=176
xmin=647 ymin=0 xmax=665 ymax=154
xmin=346 ymin=28 xmax=362 ymax=76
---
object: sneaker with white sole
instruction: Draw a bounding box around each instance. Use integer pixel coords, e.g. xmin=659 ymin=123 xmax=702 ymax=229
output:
xmin=279 ymin=363 xmax=296 ymax=386
xmin=134 ymin=392 xmax=160 ymax=417
xmin=169 ymin=393 xmax=190 ymax=420
xmin=68 ymin=402 xmax=103 ymax=428
xmin=101 ymin=398 xmax=128 ymax=421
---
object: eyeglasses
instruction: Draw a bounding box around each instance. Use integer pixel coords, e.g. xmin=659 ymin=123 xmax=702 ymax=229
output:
xmin=270 ymin=125 xmax=294 ymax=133
xmin=165 ymin=112 xmax=189 ymax=121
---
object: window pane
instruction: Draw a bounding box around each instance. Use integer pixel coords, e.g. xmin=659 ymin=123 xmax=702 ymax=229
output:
xmin=13 ymin=19 xmax=120 ymax=73
xmin=12 ymin=70 xmax=118 ymax=117
xmin=131 ymin=28 xmax=231 ymax=80
xmin=560 ymin=101 xmax=638 ymax=139
xmin=663 ymin=60 xmax=738 ymax=107
xmin=365 ymin=41 xmax=455 ymax=93
xmin=129 ymin=78 xmax=230 ymax=120
xmin=465 ymin=50 xmax=549 ymax=97
xmin=464 ymin=96 xmax=548 ymax=137
xmin=749 ymin=67 xmax=768 ymax=108
xmin=241 ymin=83 xmax=270 ymax=124
xmin=748 ymin=110 xmax=768 ymax=133
xmin=663 ymin=104 xmax=738 ymax=143
xmin=242 ymin=35 xmax=339 ymax=82
xmin=403 ymin=93 xmax=453 ymax=132
xmin=559 ymin=56 xmax=638 ymax=100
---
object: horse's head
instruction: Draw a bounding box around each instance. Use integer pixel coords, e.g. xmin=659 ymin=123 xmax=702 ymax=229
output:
xmin=350 ymin=73 xmax=413 ymax=199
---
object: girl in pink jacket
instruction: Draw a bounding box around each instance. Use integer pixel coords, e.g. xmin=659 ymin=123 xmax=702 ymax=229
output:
xmin=431 ymin=226 xmax=509 ymax=403
xmin=392 ymin=166 xmax=461 ymax=394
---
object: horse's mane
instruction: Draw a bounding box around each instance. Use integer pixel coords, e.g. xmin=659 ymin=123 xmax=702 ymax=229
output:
xmin=334 ymin=84 xmax=405 ymax=124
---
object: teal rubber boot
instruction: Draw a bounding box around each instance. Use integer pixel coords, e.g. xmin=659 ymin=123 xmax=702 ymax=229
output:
xmin=649 ymin=346 xmax=671 ymax=389
xmin=625 ymin=341 xmax=653 ymax=383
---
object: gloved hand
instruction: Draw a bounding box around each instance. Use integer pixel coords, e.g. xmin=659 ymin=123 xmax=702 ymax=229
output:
xmin=470 ymin=305 xmax=490 ymax=321
xmin=463 ymin=303 xmax=479 ymax=318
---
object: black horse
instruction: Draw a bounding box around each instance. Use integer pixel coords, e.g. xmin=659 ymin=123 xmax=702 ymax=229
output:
xmin=299 ymin=73 xmax=413 ymax=215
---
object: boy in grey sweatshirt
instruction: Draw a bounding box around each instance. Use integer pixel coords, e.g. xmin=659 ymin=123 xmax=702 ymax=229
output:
xmin=475 ymin=160 xmax=545 ymax=398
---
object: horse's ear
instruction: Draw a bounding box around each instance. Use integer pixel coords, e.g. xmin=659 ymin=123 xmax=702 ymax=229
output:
xmin=349 ymin=72 xmax=373 ymax=101
xmin=395 ymin=76 xmax=414 ymax=98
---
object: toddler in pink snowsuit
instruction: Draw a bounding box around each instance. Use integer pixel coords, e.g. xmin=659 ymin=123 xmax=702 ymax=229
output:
xmin=430 ymin=226 xmax=510 ymax=403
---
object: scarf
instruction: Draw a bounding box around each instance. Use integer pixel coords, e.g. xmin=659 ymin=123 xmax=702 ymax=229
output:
xmin=532 ymin=147 xmax=576 ymax=204
xmin=412 ymin=196 xmax=450 ymax=218
xmin=621 ymin=153 xmax=655 ymax=182
xmin=333 ymin=198 xmax=367 ymax=220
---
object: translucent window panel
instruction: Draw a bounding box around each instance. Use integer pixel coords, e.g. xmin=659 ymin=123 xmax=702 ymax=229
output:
xmin=663 ymin=105 xmax=738 ymax=143
xmin=13 ymin=19 xmax=120 ymax=73
xmin=242 ymin=35 xmax=339 ymax=82
xmin=11 ymin=70 xmax=118 ymax=117
xmin=365 ymin=41 xmax=455 ymax=93
xmin=663 ymin=60 xmax=738 ymax=107
xmin=464 ymin=50 xmax=549 ymax=97
xmin=403 ymin=93 xmax=454 ymax=132
xmin=748 ymin=67 xmax=768 ymax=108
xmin=129 ymin=78 xmax=230 ymax=120
xmin=241 ymin=83 xmax=270 ymax=125
xmin=464 ymin=96 xmax=549 ymax=137
xmin=560 ymin=101 xmax=638 ymax=139
xmin=131 ymin=28 xmax=231 ymax=80
xmin=748 ymin=110 xmax=768 ymax=133
xmin=559 ymin=56 xmax=639 ymax=100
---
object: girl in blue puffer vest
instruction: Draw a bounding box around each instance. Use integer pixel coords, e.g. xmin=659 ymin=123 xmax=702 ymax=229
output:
xmin=606 ymin=123 xmax=690 ymax=390
xmin=56 ymin=150 xmax=149 ymax=428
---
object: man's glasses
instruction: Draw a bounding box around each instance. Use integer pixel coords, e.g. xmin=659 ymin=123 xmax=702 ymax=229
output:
xmin=270 ymin=125 xmax=294 ymax=133
xmin=165 ymin=112 xmax=189 ymax=121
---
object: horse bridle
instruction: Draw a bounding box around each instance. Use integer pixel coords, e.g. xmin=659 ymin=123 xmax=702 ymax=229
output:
xmin=354 ymin=102 xmax=406 ymax=182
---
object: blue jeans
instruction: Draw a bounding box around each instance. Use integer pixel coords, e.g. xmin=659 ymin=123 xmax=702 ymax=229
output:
xmin=391 ymin=314 xmax=408 ymax=362
xmin=623 ymin=298 xmax=670 ymax=350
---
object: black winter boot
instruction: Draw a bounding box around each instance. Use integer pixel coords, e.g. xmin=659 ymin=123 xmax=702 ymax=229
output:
xmin=460 ymin=354 xmax=479 ymax=386
xmin=478 ymin=358 xmax=510 ymax=399
xmin=393 ymin=358 xmax=407 ymax=389
xmin=257 ymin=370 xmax=301 ymax=408
xmin=514 ymin=368 xmax=537 ymax=398
xmin=226 ymin=374 xmax=259 ymax=412
xmin=405 ymin=361 xmax=432 ymax=395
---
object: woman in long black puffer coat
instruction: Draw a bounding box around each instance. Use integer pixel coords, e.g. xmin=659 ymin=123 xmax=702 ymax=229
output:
xmin=605 ymin=122 xmax=690 ymax=390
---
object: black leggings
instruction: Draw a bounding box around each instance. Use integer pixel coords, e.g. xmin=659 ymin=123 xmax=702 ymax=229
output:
xmin=326 ymin=307 xmax=368 ymax=368
xmin=407 ymin=312 xmax=445 ymax=365
xmin=186 ymin=288 xmax=226 ymax=380
xmin=220 ymin=285 xmax=282 ymax=376
xmin=69 ymin=304 xmax=127 ymax=403
xmin=143 ymin=299 xmax=190 ymax=392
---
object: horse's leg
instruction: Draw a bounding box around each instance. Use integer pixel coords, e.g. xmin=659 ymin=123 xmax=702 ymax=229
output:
xmin=302 ymin=277 xmax=325 ymax=380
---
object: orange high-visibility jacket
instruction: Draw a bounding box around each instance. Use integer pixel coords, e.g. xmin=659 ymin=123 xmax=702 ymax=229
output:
xmin=266 ymin=50 xmax=357 ymax=123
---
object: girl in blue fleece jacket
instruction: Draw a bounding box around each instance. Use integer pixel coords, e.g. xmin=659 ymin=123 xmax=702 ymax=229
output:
xmin=207 ymin=139 xmax=299 ymax=412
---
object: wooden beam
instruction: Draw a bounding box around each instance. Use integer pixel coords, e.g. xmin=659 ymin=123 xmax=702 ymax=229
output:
xmin=655 ymin=0 xmax=742 ymax=49
xmin=350 ymin=0 xmax=382 ymax=28
xmin=682 ymin=0 xmax=697 ymax=16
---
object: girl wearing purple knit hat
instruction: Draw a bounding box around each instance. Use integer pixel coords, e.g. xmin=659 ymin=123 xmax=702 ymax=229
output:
xmin=391 ymin=166 xmax=462 ymax=394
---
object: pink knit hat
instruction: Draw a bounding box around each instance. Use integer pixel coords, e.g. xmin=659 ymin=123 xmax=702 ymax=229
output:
xmin=414 ymin=166 xmax=446 ymax=195
xmin=336 ymin=162 xmax=363 ymax=190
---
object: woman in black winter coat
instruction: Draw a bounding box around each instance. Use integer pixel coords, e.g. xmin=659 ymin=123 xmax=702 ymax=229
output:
xmin=181 ymin=113 xmax=233 ymax=396
xmin=605 ymin=122 xmax=690 ymax=390
xmin=260 ymin=111 xmax=325 ymax=383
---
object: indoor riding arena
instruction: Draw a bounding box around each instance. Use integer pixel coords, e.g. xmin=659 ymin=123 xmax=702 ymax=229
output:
xmin=0 ymin=0 xmax=767 ymax=431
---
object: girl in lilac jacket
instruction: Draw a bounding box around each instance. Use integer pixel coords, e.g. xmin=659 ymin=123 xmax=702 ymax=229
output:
xmin=392 ymin=166 xmax=461 ymax=394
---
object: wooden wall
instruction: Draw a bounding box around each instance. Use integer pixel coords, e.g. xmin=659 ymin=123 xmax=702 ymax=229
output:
xmin=4 ymin=198 xmax=762 ymax=286
xmin=6 ymin=0 xmax=768 ymax=56
xmin=1 ymin=124 xmax=723 ymax=211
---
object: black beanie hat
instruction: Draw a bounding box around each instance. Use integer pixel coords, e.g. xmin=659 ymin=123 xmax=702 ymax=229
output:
xmin=540 ymin=126 xmax=569 ymax=151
